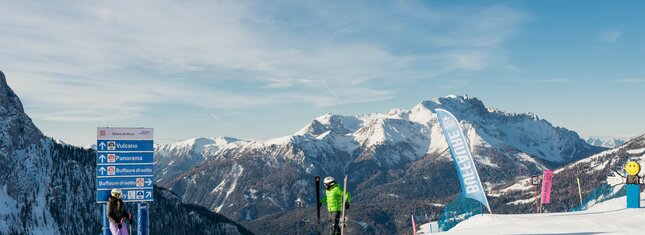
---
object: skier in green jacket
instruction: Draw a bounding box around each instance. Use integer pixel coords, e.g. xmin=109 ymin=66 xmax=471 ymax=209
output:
xmin=320 ymin=176 xmax=350 ymax=235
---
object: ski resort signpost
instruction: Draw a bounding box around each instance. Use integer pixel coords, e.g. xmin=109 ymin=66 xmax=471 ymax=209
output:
xmin=97 ymin=127 xmax=154 ymax=235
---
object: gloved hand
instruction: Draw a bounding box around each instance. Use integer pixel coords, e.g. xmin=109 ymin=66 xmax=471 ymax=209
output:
xmin=117 ymin=223 xmax=122 ymax=229
xmin=345 ymin=202 xmax=350 ymax=209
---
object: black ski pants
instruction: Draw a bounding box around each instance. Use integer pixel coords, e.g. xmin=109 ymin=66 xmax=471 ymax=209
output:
xmin=329 ymin=211 xmax=341 ymax=235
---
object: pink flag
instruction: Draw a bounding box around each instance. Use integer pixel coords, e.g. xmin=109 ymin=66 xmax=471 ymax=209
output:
xmin=411 ymin=215 xmax=417 ymax=235
xmin=541 ymin=170 xmax=554 ymax=204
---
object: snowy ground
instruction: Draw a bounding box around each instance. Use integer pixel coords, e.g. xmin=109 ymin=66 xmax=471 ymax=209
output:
xmin=419 ymin=193 xmax=645 ymax=234
xmin=0 ymin=185 xmax=18 ymax=231
xmin=417 ymin=221 xmax=439 ymax=234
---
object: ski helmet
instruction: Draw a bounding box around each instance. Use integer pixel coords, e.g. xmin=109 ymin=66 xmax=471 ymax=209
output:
xmin=111 ymin=188 xmax=122 ymax=198
xmin=323 ymin=176 xmax=335 ymax=189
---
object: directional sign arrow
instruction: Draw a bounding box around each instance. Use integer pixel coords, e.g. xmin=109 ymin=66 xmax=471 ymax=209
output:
xmin=99 ymin=167 xmax=106 ymax=175
xmin=99 ymin=155 xmax=106 ymax=163
xmin=145 ymin=179 xmax=152 ymax=186
xmin=98 ymin=142 xmax=106 ymax=150
xmin=146 ymin=192 xmax=152 ymax=198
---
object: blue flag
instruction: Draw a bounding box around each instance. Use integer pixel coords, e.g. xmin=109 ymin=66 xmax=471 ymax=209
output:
xmin=435 ymin=109 xmax=491 ymax=213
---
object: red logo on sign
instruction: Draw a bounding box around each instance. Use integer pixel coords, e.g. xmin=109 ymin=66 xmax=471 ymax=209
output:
xmin=100 ymin=130 xmax=106 ymax=136
xmin=107 ymin=166 xmax=116 ymax=175
xmin=107 ymin=154 xmax=116 ymax=163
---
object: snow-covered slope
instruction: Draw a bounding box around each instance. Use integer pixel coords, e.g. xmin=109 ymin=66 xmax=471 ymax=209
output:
xmin=155 ymin=137 xmax=247 ymax=180
xmin=157 ymin=137 xmax=247 ymax=156
xmin=435 ymin=192 xmax=645 ymax=234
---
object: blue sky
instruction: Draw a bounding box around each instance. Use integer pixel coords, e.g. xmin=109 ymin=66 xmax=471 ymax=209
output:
xmin=1 ymin=0 xmax=643 ymax=146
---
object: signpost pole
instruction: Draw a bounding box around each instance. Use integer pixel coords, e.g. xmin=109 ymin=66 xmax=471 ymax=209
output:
xmin=531 ymin=175 xmax=539 ymax=214
xmin=102 ymin=204 xmax=110 ymax=235
xmin=137 ymin=203 xmax=142 ymax=235
xmin=137 ymin=202 xmax=150 ymax=235
xmin=146 ymin=202 xmax=150 ymax=235
xmin=534 ymin=185 xmax=539 ymax=213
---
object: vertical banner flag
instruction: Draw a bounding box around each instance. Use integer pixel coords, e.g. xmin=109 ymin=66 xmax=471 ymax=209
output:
xmin=435 ymin=109 xmax=492 ymax=213
xmin=541 ymin=170 xmax=554 ymax=204
xmin=411 ymin=214 xmax=417 ymax=235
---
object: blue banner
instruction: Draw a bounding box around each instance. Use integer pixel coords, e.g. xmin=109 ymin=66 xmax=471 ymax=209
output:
xmin=97 ymin=152 xmax=154 ymax=165
xmin=96 ymin=140 xmax=154 ymax=152
xmin=96 ymin=177 xmax=154 ymax=189
xmin=97 ymin=189 xmax=154 ymax=203
xmin=435 ymin=109 xmax=491 ymax=213
xmin=96 ymin=165 xmax=154 ymax=177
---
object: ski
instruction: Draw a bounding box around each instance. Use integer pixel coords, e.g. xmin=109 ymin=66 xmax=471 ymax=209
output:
xmin=316 ymin=176 xmax=322 ymax=235
xmin=340 ymin=175 xmax=348 ymax=235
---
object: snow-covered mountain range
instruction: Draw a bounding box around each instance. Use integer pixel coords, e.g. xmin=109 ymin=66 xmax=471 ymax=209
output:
xmin=154 ymin=95 xmax=605 ymax=234
xmin=584 ymin=136 xmax=630 ymax=148
xmin=155 ymin=137 xmax=247 ymax=180
xmin=0 ymin=71 xmax=252 ymax=234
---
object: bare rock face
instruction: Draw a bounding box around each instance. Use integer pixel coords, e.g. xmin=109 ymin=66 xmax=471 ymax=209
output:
xmin=0 ymin=70 xmax=46 ymax=155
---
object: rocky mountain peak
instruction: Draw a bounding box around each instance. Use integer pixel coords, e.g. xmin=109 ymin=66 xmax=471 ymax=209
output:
xmin=0 ymin=70 xmax=26 ymax=115
xmin=0 ymin=71 xmax=43 ymax=148
xmin=297 ymin=113 xmax=362 ymax=137
xmin=427 ymin=95 xmax=487 ymax=114
xmin=624 ymin=134 xmax=645 ymax=148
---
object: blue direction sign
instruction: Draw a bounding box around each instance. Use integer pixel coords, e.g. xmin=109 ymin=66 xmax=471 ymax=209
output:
xmin=97 ymin=189 xmax=154 ymax=203
xmin=97 ymin=177 xmax=154 ymax=189
xmin=97 ymin=165 xmax=154 ymax=177
xmin=97 ymin=152 xmax=154 ymax=165
xmin=96 ymin=127 xmax=154 ymax=203
xmin=96 ymin=140 xmax=154 ymax=152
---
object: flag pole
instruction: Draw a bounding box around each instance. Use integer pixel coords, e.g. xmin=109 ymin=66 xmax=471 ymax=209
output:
xmin=577 ymin=177 xmax=583 ymax=206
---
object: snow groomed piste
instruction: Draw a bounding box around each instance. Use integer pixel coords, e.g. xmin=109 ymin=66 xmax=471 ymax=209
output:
xmin=432 ymin=192 xmax=645 ymax=234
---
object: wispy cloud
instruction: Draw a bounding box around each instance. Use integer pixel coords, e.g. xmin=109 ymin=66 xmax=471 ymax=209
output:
xmin=599 ymin=29 xmax=622 ymax=43
xmin=0 ymin=0 xmax=530 ymax=122
xmin=505 ymin=78 xmax=573 ymax=83
xmin=615 ymin=78 xmax=645 ymax=83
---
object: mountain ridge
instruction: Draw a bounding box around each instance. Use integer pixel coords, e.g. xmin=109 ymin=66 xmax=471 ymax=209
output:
xmin=154 ymin=94 xmax=605 ymax=234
